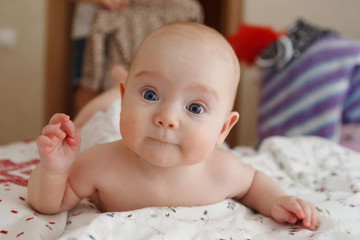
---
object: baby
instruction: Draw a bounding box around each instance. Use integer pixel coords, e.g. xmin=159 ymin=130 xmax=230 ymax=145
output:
xmin=28 ymin=22 xmax=320 ymax=230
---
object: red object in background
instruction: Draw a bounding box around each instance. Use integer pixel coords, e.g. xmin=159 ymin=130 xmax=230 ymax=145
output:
xmin=227 ymin=23 xmax=285 ymax=65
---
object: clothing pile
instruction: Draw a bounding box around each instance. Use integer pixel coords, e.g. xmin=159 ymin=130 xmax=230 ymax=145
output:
xmin=81 ymin=0 xmax=204 ymax=91
xmin=228 ymin=19 xmax=360 ymax=152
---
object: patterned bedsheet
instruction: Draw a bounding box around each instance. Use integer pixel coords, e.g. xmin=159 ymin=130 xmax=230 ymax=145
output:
xmin=1 ymin=135 xmax=359 ymax=239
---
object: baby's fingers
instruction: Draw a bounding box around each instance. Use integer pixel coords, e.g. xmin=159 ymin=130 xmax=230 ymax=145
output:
xmin=36 ymin=135 xmax=58 ymax=158
xmin=60 ymin=118 xmax=76 ymax=138
xmin=313 ymin=205 xmax=321 ymax=229
xmin=60 ymin=119 xmax=81 ymax=146
xmin=42 ymin=124 xmax=66 ymax=140
xmin=49 ymin=113 xmax=70 ymax=125
xmin=280 ymin=198 xmax=306 ymax=220
xmin=272 ymin=204 xmax=298 ymax=224
xmin=36 ymin=135 xmax=54 ymax=149
xmin=297 ymin=199 xmax=312 ymax=227
xmin=298 ymin=201 xmax=321 ymax=230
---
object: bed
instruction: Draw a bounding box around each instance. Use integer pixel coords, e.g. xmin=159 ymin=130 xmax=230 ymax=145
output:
xmin=1 ymin=101 xmax=360 ymax=240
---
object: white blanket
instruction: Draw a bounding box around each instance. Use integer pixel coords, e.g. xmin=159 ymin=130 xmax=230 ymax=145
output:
xmin=0 ymin=104 xmax=359 ymax=239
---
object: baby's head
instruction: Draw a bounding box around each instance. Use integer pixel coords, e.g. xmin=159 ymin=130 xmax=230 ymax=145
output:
xmin=120 ymin=22 xmax=240 ymax=166
xmin=128 ymin=22 xmax=240 ymax=110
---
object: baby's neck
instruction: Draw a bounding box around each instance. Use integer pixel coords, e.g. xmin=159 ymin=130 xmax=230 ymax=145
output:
xmin=136 ymin=155 xmax=206 ymax=184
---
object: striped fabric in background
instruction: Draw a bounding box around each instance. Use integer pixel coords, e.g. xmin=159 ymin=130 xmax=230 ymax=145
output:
xmin=258 ymin=34 xmax=360 ymax=143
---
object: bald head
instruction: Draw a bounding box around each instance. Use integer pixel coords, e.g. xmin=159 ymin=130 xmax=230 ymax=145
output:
xmin=128 ymin=22 xmax=241 ymax=110
xmin=134 ymin=22 xmax=239 ymax=80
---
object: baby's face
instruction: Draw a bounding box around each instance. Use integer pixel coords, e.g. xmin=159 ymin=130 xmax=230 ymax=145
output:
xmin=120 ymin=25 xmax=239 ymax=167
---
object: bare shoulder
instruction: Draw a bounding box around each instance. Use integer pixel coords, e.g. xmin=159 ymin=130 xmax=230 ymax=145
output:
xmin=75 ymin=140 xmax=126 ymax=167
xmin=209 ymin=147 xmax=256 ymax=199
xmin=69 ymin=141 xmax=127 ymax=194
xmin=210 ymin=147 xmax=254 ymax=174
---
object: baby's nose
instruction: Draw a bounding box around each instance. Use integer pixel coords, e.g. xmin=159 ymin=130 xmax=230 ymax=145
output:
xmin=154 ymin=109 xmax=179 ymax=129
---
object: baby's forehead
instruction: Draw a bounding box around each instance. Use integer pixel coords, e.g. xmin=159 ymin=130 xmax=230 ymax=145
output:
xmin=139 ymin=25 xmax=237 ymax=68
xmin=131 ymin=23 xmax=240 ymax=95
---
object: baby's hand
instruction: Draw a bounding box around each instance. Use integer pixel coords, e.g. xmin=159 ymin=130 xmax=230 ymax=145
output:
xmin=36 ymin=113 xmax=81 ymax=174
xmin=270 ymin=196 xmax=321 ymax=230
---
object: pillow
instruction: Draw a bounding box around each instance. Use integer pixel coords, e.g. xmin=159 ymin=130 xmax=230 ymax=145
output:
xmin=80 ymin=99 xmax=122 ymax=152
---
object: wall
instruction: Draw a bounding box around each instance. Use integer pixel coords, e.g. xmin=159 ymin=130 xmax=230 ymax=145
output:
xmin=237 ymin=0 xmax=360 ymax=146
xmin=0 ymin=0 xmax=46 ymax=144
xmin=244 ymin=0 xmax=360 ymax=40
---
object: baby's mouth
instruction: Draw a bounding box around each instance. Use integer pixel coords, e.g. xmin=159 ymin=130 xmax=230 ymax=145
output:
xmin=150 ymin=137 xmax=169 ymax=144
xmin=148 ymin=135 xmax=176 ymax=146
xmin=147 ymin=136 xmax=181 ymax=151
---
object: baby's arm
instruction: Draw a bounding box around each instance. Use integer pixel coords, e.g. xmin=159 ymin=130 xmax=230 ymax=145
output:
xmin=28 ymin=113 xmax=82 ymax=214
xmin=240 ymin=171 xmax=321 ymax=230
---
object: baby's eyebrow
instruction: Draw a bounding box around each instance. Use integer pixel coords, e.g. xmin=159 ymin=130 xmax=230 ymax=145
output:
xmin=133 ymin=70 xmax=163 ymax=82
xmin=186 ymin=84 xmax=219 ymax=102
xmin=133 ymin=71 xmax=219 ymax=102
xmin=134 ymin=70 xmax=152 ymax=79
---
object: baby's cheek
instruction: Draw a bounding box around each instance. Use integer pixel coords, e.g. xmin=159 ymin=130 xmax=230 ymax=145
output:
xmin=183 ymin=131 xmax=216 ymax=164
xmin=120 ymin=116 xmax=138 ymax=145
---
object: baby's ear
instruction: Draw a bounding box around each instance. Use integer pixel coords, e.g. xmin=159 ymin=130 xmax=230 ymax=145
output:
xmin=120 ymin=82 xmax=126 ymax=100
xmin=216 ymin=111 xmax=239 ymax=146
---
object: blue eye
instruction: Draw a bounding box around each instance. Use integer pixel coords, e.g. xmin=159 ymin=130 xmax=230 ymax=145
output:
xmin=142 ymin=90 xmax=158 ymax=101
xmin=186 ymin=103 xmax=205 ymax=114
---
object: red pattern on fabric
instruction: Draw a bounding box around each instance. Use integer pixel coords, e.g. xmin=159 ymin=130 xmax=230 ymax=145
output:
xmin=45 ymin=225 xmax=52 ymax=230
xmin=0 ymin=159 xmax=39 ymax=186
xmin=20 ymin=170 xmax=33 ymax=175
